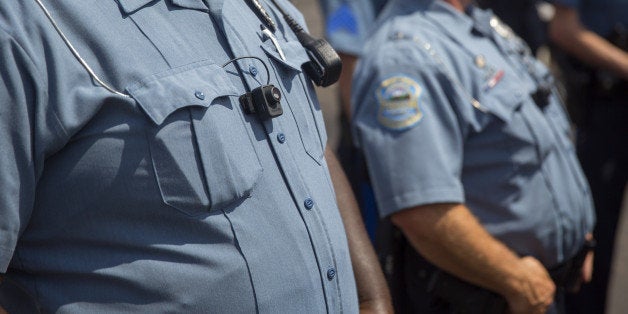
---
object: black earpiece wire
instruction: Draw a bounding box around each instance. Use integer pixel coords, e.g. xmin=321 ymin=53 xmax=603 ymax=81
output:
xmin=221 ymin=56 xmax=271 ymax=85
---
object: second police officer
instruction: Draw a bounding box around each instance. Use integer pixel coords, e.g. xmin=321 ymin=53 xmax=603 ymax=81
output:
xmin=351 ymin=0 xmax=596 ymax=313
xmin=549 ymin=0 xmax=628 ymax=312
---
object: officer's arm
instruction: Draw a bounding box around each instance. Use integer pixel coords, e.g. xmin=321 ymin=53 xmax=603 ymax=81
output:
xmin=325 ymin=147 xmax=393 ymax=314
xmin=337 ymin=52 xmax=359 ymax=120
xmin=549 ymin=4 xmax=628 ymax=79
xmin=575 ymin=233 xmax=595 ymax=292
xmin=392 ymin=203 xmax=555 ymax=314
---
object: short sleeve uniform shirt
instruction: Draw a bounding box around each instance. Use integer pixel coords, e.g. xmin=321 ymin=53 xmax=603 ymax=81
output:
xmin=352 ymin=0 xmax=595 ymax=268
xmin=0 ymin=0 xmax=358 ymax=312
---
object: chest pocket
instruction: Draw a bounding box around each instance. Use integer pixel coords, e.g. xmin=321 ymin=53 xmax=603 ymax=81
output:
xmin=478 ymin=76 xmax=556 ymax=166
xmin=127 ymin=62 xmax=263 ymax=216
xmin=261 ymin=38 xmax=327 ymax=163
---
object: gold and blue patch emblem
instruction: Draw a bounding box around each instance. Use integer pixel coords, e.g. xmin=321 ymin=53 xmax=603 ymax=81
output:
xmin=376 ymin=76 xmax=423 ymax=130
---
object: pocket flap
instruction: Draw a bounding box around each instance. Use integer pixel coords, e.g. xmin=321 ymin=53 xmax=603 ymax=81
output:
xmin=115 ymin=0 xmax=153 ymax=14
xmin=479 ymin=80 xmax=526 ymax=123
xmin=260 ymin=39 xmax=310 ymax=72
xmin=127 ymin=62 xmax=240 ymax=125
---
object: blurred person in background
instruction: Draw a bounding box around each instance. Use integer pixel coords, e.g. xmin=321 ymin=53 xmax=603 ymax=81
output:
xmin=319 ymin=0 xmax=389 ymax=117
xmin=549 ymin=1 xmax=628 ymax=313
xmin=476 ymin=0 xmax=549 ymax=54
xmin=318 ymin=0 xmax=389 ymax=243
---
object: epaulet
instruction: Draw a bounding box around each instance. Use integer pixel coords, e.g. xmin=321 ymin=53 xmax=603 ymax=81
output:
xmin=489 ymin=15 xmax=515 ymax=40
xmin=489 ymin=14 xmax=531 ymax=54
xmin=387 ymin=31 xmax=438 ymax=61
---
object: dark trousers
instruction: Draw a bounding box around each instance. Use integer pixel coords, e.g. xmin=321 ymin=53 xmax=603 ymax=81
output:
xmin=384 ymin=228 xmax=567 ymax=314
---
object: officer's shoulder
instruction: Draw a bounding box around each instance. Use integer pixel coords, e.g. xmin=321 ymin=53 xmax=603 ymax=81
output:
xmin=362 ymin=16 xmax=441 ymax=70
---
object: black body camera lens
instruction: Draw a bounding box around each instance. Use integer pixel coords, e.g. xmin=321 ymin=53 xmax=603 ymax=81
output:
xmin=266 ymin=86 xmax=281 ymax=107
xmin=240 ymin=84 xmax=283 ymax=120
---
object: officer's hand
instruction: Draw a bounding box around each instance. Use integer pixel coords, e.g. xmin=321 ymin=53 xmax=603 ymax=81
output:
xmin=581 ymin=249 xmax=594 ymax=283
xmin=505 ymin=256 xmax=555 ymax=314
xmin=567 ymin=248 xmax=595 ymax=293
xmin=567 ymin=233 xmax=595 ymax=293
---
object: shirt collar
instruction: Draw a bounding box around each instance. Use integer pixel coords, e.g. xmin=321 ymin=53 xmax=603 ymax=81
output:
xmin=422 ymin=2 xmax=495 ymax=42
xmin=116 ymin=0 xmax=209 ymax=15
xmin=423 ymin=1 xmax=474 ymax=36
xmin=468 ymin=6 xmax=495 ymax=37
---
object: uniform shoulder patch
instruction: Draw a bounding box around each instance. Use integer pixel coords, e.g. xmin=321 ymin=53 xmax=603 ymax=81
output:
xmin=375 ymin=75 xmax=423 ymax=131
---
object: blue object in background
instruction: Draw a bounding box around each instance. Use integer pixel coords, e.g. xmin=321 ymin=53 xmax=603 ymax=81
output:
xmin=327 ymin=4 xmax=360 ymax=36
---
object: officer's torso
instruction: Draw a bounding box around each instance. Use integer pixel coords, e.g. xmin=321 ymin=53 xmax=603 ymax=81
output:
xmin=2 ymin=0 xmax=358 ymax=312
xmin=354 ymin=0 xmax=594 ymax=267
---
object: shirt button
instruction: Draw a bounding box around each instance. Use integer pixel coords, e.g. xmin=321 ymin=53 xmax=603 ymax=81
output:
xmin=194 ymin=91 xmax=205 ymax=100
xmin=327 ymin=268 xmax=336 ymax=280
xmin=304 ymin=198 xmax=314 ymax=210
xmin=277 ymin=133 xmax=286 ymax=143
xmin=249 ymin=65 xmax=259 ymax=77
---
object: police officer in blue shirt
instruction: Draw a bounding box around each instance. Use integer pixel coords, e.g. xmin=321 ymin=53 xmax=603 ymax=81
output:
xmin=319 ymin=0 xmax=388 ymax=115
xmin=549 ymin=1 xmax=628 ymax=313
xmin=0 ymin=0 xmax=392 ymax=312
xmin=320 ymin=0 xmax=388 ymax=57
xmin=351 ymin=0 xmax=596 ymax=313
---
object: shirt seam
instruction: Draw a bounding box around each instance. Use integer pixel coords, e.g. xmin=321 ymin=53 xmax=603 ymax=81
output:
xmin=0 ymin=27 xmax=66 ymax=138
xmin=378 ymin=185 xmax=465 ymax=217
xmin=0 ymin=26 xmax=49 ymax=99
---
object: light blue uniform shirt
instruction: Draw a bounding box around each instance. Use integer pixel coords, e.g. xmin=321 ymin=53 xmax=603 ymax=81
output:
xmin=552 ymin=0 xmax=628 ymax=37
xmin=352 ymin=0 xmax=595 ymax=268
xmin=319 ymin=0 xmax=388 ymax=55
xmin=0 ymin=0 xmax=358 ymax=312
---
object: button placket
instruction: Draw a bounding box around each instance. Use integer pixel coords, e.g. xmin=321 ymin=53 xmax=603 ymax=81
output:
xmin=219 ymin=13 xmax=345 ymax=310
